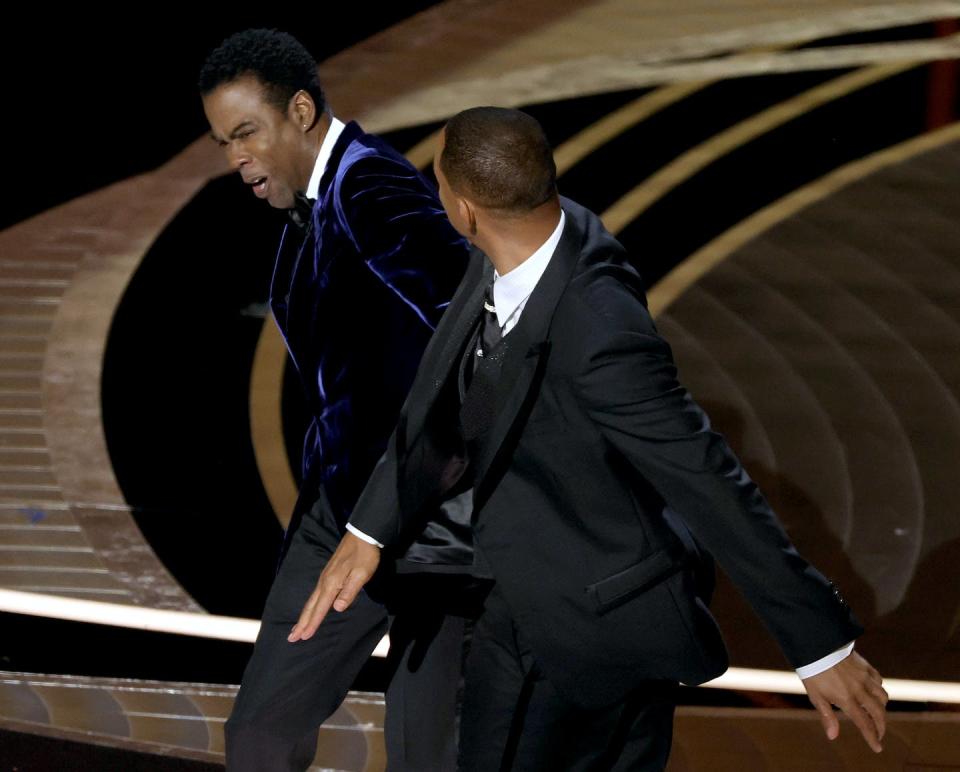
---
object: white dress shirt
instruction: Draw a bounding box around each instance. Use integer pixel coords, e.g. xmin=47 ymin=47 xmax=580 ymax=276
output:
xmin=347 ymin=206 xmax=853 ymax=678
xmin=491 ymin=210 xmax=566 ymax=334
xmin=304 ymin=116 xmax=346 ymax=200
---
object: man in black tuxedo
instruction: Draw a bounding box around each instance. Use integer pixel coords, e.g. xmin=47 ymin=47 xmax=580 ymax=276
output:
xmin=200 ymin=29 xmax=477 ymax=772
xmin=290 ymin=107 xmax=889 ymax=770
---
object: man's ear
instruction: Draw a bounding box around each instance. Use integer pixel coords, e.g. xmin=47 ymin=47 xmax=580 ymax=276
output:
xmin=459 ymin=197 xmax=478 ymax=237
xmin=290 ymin=90 xmax=317 ymax=132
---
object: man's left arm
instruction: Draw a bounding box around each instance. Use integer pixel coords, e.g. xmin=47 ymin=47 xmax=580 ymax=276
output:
xmin=569 ymin=282 xmax=888 ymax=751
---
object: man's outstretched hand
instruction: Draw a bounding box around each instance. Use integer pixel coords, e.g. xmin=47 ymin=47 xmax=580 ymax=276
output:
xmin=802 ymin=651 xmax=888 ymax=753
xmin=287 ymin=532 xmax=381 ymax=642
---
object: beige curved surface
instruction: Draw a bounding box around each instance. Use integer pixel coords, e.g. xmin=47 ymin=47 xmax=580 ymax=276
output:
xmin=2 ymin=669 xmax=958 ymax=770
xmin=648 ymin=123 xmax=960 ymax=316
xmin=352 ymin=1 xmax=960 ymax=131
xmin=656 ymin=132 xmax=960 ymax=678
xmin=598 ymin=59 xmax=931 ymax=234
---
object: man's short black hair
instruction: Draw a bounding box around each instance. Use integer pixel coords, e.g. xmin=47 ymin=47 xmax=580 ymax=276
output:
xmin=440 ymin=107 xmax=556 ymax=213
xmin=199 ymin=28 xmax=325 ymax=115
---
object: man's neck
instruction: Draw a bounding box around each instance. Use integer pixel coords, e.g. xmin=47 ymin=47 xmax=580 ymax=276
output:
xmin=481 ymin=200 xmax=563 ymax=276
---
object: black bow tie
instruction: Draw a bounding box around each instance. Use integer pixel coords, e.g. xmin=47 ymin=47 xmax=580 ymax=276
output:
xmin=288 ymin=192 xmax=315 ymax=230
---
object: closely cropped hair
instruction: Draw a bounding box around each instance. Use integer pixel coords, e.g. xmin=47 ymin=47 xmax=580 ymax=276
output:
xmin=440 ymin=107 xmax=556 ymax=213
xmin=199 ymin=28 xmax=325 ymax=115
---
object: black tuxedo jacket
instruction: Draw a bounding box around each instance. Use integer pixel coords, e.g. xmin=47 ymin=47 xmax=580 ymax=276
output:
xmin=350 ymin=196 xmax=862 ymax=709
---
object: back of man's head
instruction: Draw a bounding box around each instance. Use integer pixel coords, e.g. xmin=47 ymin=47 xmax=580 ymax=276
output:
xmin=198 ymin=28 xmax=325 ymax=115
xmin=440 ymin=107 xmax=556 ymax=214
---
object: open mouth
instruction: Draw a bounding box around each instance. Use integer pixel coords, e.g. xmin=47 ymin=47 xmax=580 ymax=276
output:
xmin=249 ymin=176 xmax=268 ymax=198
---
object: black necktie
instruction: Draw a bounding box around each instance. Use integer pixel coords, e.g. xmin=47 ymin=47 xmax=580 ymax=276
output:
xmin=288 ymin=192 xmax=315 ymax=231
xmin=477 ymin=282 xmax=501 ymax=362
xmin=458 ymin=280 xmax=500 ymax=399
xmin=460 ymin=280 xmax=506 ymax=443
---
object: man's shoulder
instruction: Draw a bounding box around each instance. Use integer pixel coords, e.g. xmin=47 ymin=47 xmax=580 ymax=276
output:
xmin=557 ymin=200 xmax=648 ymax=328
xmin=552 ymin=223 xmax=656 ymax=351
xmin=548 ymin=265 xmax=666 ymax=382
xmin=327 ymin=133 xmax=436 ymax=220
xmin=337 ymin=123 xmax=421 ymax=179
xmin=559 ymin=196 xmax=621 ymax=250
xmin=562 ymin=266 xmax=652 ymax=335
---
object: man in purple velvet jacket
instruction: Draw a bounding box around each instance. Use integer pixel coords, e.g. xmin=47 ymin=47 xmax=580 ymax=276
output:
xmin=200 ymin=29 xmax=474 ymax=771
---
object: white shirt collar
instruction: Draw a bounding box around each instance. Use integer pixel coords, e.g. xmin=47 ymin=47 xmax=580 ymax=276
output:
xmin=493 ymin=210 xmax=566 ymax=330
xmin=305 ymin=116 xmax=346 ymax=200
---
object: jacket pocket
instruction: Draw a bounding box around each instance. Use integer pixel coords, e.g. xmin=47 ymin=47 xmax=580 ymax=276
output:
xmin=586 ymin=550 xmax=681 ymax=615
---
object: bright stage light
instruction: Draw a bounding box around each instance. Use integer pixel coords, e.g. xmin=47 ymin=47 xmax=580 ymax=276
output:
xmin=2 ymin=588 xmax=957 ymax=702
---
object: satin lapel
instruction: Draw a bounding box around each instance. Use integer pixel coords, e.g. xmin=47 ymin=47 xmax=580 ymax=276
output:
xmin=472 ymin=213 xmax=583 ymax=506
xmin=271 ymin=123 xmax=362 ymax=347
xmin=404 ymin=251 xmax=492 ymax=434
xmin=306 ymin=122 xmax=359 ymax=279
xmin=269 ymin=223 xmax=311 ymax=344
xmin=315 ymin=121 xmax=362 ymax=202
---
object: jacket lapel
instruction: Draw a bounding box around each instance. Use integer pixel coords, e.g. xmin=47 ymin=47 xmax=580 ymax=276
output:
xmin=471 ymin=209 xmax=583 ymax=505
xmin=269 ymin=223 xmax=309 ymax=345
xmin=305 ymin=121 xmax=361 ymax=278
xmin=269 ymin=122 xmax=364 ymax=351
xmin=404 ymin=250 xmax=492 ymax=434
xmin=315 ymin=121 xmax=362 ymax=203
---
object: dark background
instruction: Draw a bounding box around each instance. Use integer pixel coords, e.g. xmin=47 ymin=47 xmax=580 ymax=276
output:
xmin=2 ymin=7 xmax=441 ymax=231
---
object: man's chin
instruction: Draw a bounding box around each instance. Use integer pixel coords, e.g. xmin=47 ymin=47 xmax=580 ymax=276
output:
xmin=269 ymin=197 xmax=294 ymax=210
xmin=265 ymin=188 xmax=293 ymax=210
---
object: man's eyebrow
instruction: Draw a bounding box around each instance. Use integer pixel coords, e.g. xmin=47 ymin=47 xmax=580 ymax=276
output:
xmin=229 ymin=121 xmax=256 ymax=138
xmin=209 ymin=121 xmax=257 ymax=144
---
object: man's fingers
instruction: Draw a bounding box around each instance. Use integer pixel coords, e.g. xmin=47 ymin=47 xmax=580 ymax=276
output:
xmin=838 ymin=697 xmax=883 ymax=753
xmin=287 ymin=588 xmax=320 ymax=641
xmin=288 ymin=578 xmax=341 ymax=642
xmin=331 ymin=569 xmax=366 ymax=612
xmin=302 ymin=583 xmax=339 ymax=639
xmin=875 ymin=682 xmax=890 ymax=705
xmin=810 ymin=684 xmax=884 ymax=753
xmin=859 ymin=686 xmax=888 ymax=742
xmin=849 ymin=665 xmax=887 ymax=745
xmin=811 ymin=695 xmax=839 ymax=741
xmin=286 ymin=534 xmax=381 ymax=642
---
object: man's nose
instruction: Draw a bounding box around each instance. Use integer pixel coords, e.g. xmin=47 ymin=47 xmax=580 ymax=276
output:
xmin=226 ymin=144 xmax=250 ymax=171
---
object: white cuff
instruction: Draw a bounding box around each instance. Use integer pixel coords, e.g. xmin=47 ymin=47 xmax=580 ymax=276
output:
xmin=345 ymin=522 xmax=384 ymax=549
xmin=796 ymin=640 xmax=855 ymax=680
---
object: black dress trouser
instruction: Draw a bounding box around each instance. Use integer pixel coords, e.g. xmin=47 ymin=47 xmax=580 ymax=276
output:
xmin=458 ymin=586 xmax=677 ymax=772
xmin=225 ymin=489 xmax=467 ymax=772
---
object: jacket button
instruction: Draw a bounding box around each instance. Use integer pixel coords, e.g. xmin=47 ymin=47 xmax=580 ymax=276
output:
xmin=830 ymin=582 xmax=847 ymax=607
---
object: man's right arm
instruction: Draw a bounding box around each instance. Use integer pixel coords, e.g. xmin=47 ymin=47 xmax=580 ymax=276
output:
xmin=287 ymin=398 xmax=426 ymax=643
xmin=288 ymin=530 xmax=382 ymax=641
xmin=287 ymin=436 xmax=402 ymax=641
xmin=566 ymin=276 xmax=886 ymax=749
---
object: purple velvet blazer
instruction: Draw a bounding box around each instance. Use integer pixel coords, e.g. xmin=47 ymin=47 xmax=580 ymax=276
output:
xmin=270 ymin=121 xmax=469 ymax=538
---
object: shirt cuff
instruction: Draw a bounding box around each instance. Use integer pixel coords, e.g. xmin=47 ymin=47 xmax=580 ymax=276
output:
xmin=345 ymin=522 xmax=384 ymax=549
xmin=796 ymin=640 xmax=855 ymax=680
